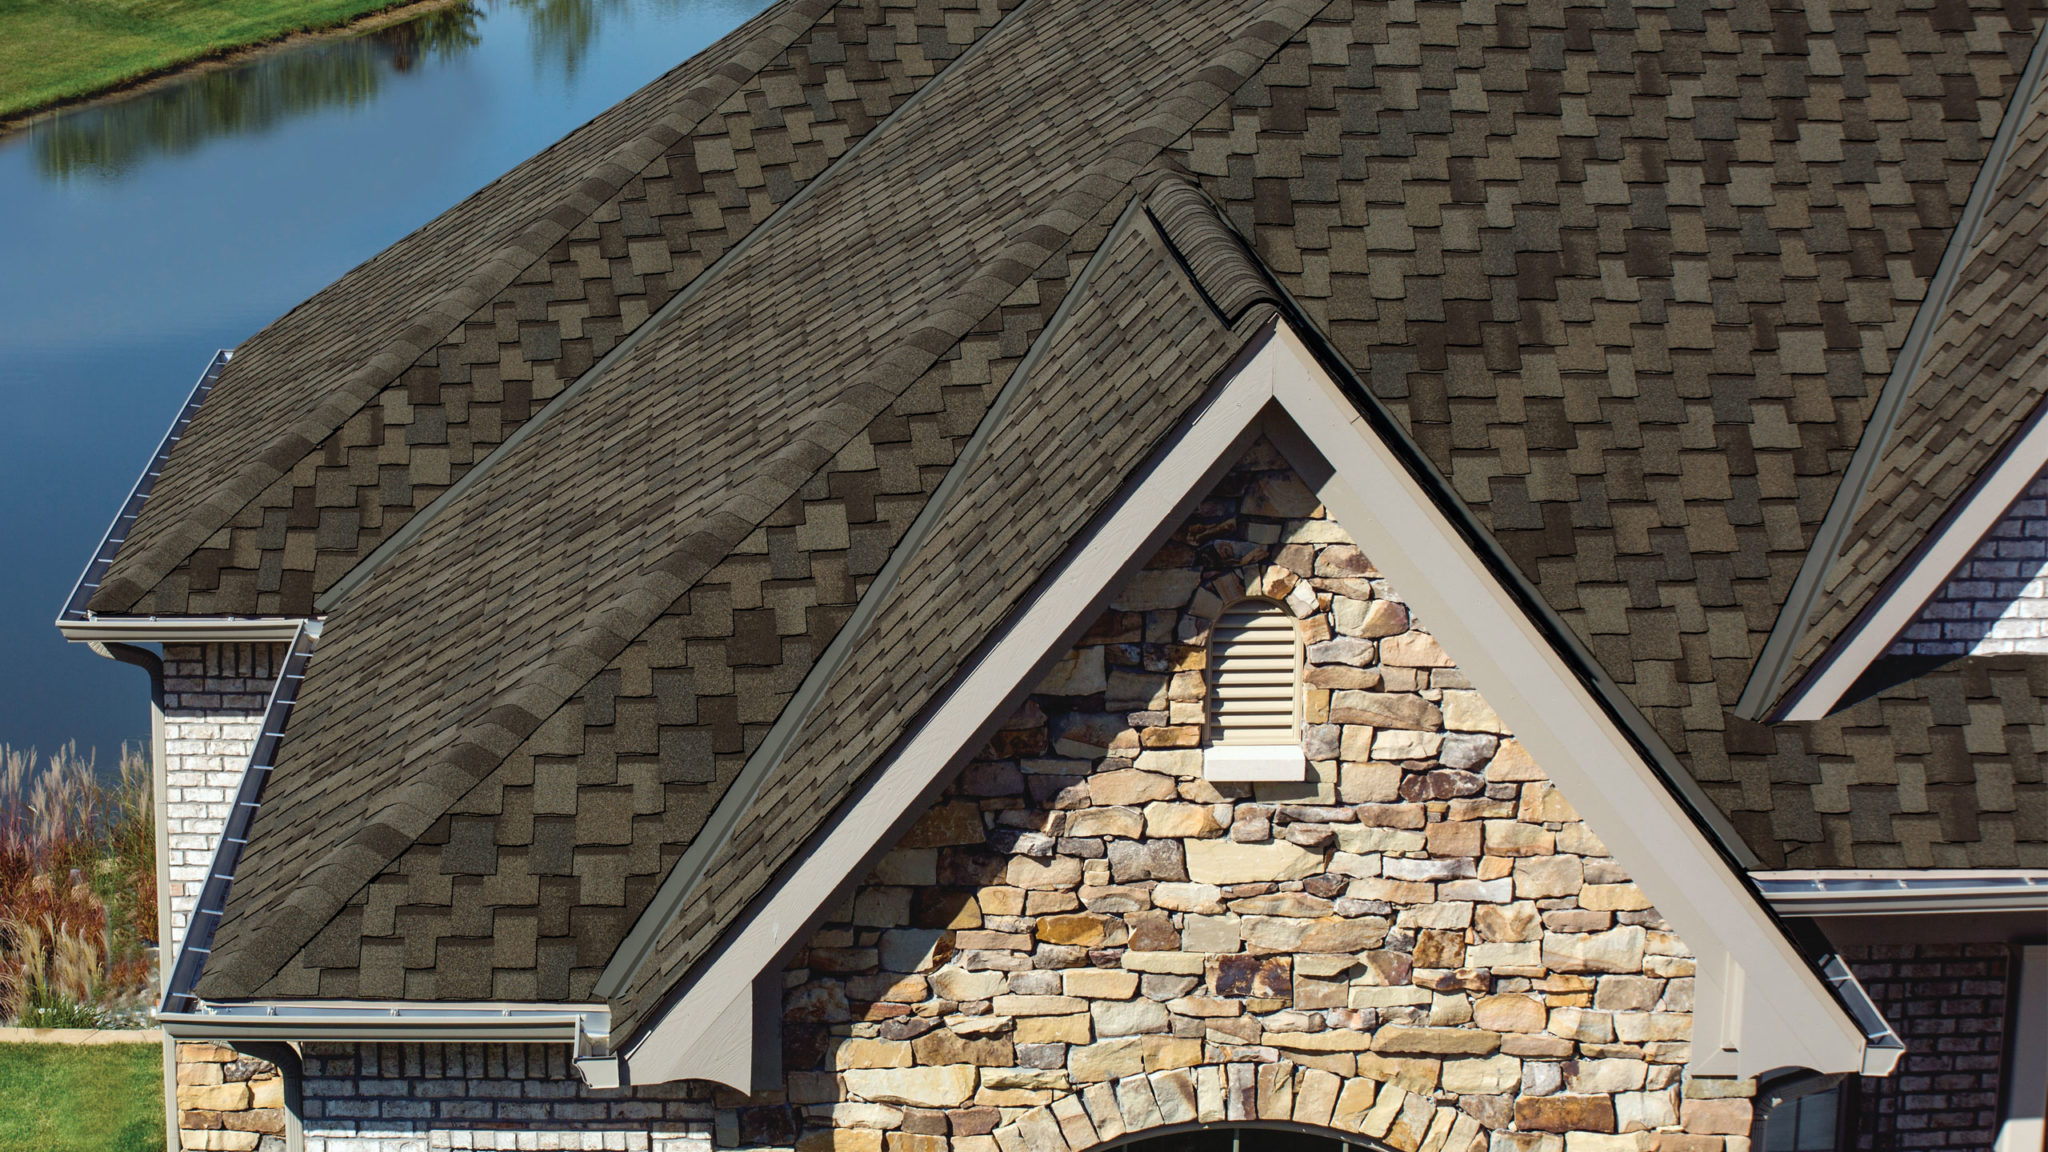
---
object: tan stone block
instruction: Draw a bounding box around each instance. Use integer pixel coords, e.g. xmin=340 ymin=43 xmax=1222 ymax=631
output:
xmin=1439 ymin=690 xmax=1506 ymax=732
xmin=1067 ymin=807 xmax=1144 ymax=839
xmin=832 ymin=1039 xmax=916 ymax=1070
xmin=843 ymin=1066 xmax=979 ymax=1107
xmin=1068 ymin=1037 xmax=1146 ymax=1083
xmin=1473 ymin=993 xmax=1545 ymax=1032
xmin=1570 ymin=1058 xmax=1649 ymax=1094
xmin=1371 ymin=1026 xmax=1500 ymax=1056
xmin=1332 ymin=1076 xmax=1378 ymax=1131
xmin=1580 ymin=883 xmax=1653 ymax=911
xmin=221 ymin=1110 xmax=286 ymax=1136
xmin=1269 ymin=1030 xmax=1373 ymax=1052
xmin=1680 ymin=1099 xmax=1751 ymax=1135
xmin=1340 ymin=759 xmax=1401 ymax=803
xmin=1514 ymin=855 xmax=1584 ymax=898
xmin=1143 ymin=1036 xmax=1203 ymax=1071
xmin=1424 ymin=821 xmax=1482 ymax=857
xmin=1518 ymin=782 xmax=1580 ymax=823
xmin=1549 ymin=1006 xmax=1616 ymax=1043
xmin=801 ymin=1129 xmax=889 ymax=1152
xmin=1380 ymin=633 xmax=1454 ymax=667
xmin=1064 ymin=969 xmax=1139 ymax=998
xmin=1516 ymin=1095 xmax=1617 ymax=1133
xmin=1543 ymin=926 xmax=1648 ymax=974
xmin=1135 ymin=749 xmax=1204 ymax=778
xmin=1090 ymin=770 xmax=1180 ymax=806
xmin=1121 ymin=950 xmax=1206 ymax=975
xmin=1483 ymin=820 xmax=1554 ymax=856
xmin=1014 ymin=1013 xmax=1091 ymax=1045
xmin=1334 ymin=826 xmax=1425 ymax=854
xmin=1331 ymin=692 xmax=1441 ymax=729
xmin=1037 ymin=914 xmax=1111 ymax=946
xmin=178 ymin=1044 xmax=239 ymax=1063
xmin=1441 ymin=1054 xmax=1521 ymax=1095
xmin=1152 ymin=881 xmax=1224 ymax=912
xmin=1488 ymin=739 xmax=1545 ymax=781
xmin=1184 ymin=838 xmax=1322 ymax=884
xmin=1144 ymin=802 xmax=1222 ymax=838
xmin=179 ymin=1062 xmax=225 ymax=1086
xmin=981 ymin=1068 xmax=1070 ymax=1093
xmin=181 ymin=1083 xmax=252 ymax=1112
xmin=1563 ymin=1136 xmax=1648 ymax=1152
xmin=914 ymin=1031 xmax=1014 ymax=1066
xmin=1006 ymin=857 xmax=1083 ymax=890
xmin=179 ymin=1132 xmax=260 ymax=1152
xmin=993 ymin=994 xmax=1088 ymax=1016
xmin=820 ymin=1103 xmax=907 ymax=1129
xmin=980 ymin=886 xmax=1026 ymax=916
xmin=1357 ymin=1052 xmax=1440 ymax=1095
xmin=932 ymin=967 xmax=1007 ymax=1002
xmin=1358 ymin=1083 xmax=1409 ymax=1138
xmin=1474 ymin=901 xmax=1541 ymax=941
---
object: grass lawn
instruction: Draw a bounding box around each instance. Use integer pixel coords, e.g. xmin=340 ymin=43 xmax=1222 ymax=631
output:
xmin=0 ymin=1042 xmax=163 ymax=1152
xmin=0 ymin=0 xmax=417 ymax=118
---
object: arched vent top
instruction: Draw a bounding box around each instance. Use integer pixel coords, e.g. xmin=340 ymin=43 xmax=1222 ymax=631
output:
xmin=1208 ymin=598 xmax=1300 ymax=746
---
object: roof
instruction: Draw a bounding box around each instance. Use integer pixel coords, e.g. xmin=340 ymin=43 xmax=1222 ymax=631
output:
xmin=74 ymin=0 xmax=2048 ymax=1027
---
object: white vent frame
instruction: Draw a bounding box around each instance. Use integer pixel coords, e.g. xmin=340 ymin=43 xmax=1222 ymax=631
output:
xmin=1202 ymin=597 xmax=1307 ymax=781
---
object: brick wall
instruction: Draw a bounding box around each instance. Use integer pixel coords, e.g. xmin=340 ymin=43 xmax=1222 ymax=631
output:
xmin=1842 ymin=944 xmax=2012 ymax=1150
xmin=1892 ymin=473 xmax=2048 ymax=656
xmin=297 ymin=1042 xmax=714 ymax=1151
xmin=162 ymin=642 xmax=284 ymax=950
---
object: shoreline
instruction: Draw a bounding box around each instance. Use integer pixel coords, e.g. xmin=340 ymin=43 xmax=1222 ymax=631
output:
xmin=0 ymin=0 xmax=472 ymax=139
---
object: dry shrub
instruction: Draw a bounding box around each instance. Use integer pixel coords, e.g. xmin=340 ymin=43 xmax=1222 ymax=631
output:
xmin=0 ymin=743 xmax=156 ymax=1025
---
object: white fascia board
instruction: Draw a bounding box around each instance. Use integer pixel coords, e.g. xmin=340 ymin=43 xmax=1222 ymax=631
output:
xmin=1259 ymin=323 xmax=1866 ymax=1076
xmin=1755 ymin=868 xmax=2048 ymax=916
xmin=625 ymin=321 xmax=1871 ymax=1085
xmin=55 ymin=616 xmax=309 ymax=643
xmin=1779 ymin=405 xmax=2048 ymax=721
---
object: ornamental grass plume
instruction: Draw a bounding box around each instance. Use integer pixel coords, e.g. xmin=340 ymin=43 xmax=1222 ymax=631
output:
xmin=0 ymin=742 xmax=156 ymax=1026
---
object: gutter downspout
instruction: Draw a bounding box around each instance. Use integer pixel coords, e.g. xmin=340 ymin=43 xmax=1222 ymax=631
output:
xmin=79 ymin=640 xmax=179 ymax=1152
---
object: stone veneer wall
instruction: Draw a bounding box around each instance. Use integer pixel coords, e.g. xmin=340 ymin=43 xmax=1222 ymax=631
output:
xmin=1841 ymin=944 xmax=2013 ymax=1150
xmin=178 ymin=1042 xmax=289 ymax=1152
xmin=1892 ymin=472 xmax=2048 ymax=655
xmin=183 ymin=445 xmax=1761 ymax=1151
xmin=162 ymin=642 xmax=284 ymax=948
xmin=766 ymin=442 xmax=1749 ymax=1152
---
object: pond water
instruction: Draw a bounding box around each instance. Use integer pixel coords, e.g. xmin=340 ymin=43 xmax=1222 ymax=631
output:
xmin=0 ymin=0 xmax=773 ymax=764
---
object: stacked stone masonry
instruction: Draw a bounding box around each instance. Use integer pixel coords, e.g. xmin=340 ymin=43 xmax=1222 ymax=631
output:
xmin=765 ymin=444 xmax=1750 ymax=1152
xmin=163 ymin=643 xmax=284 ymax=948
xmin=179 ymin=1042 xmax=288 ymax=1152
xmin=1892 ymin=471 xmax=2048 ymax=656
xmin=177 ymin=448 xmax=1756 ymax=1150
xmin=1842 ymin=944 xmax=2013 ymax=1150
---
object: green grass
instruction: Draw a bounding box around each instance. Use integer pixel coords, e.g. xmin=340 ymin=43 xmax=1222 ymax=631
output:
xmin=0 ymin=1043 xmax=163 ymax=1152
xmin=0 ymin=0 xmax=418 ymax=118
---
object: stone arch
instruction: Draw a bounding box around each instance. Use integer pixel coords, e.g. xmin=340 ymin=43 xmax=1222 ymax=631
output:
xmin=988 ymin=1062 xmax=1485 ymax=1152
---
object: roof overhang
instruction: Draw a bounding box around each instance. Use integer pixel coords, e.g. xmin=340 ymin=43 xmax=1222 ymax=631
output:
xmin=159 ymin=1000 xmax=619 ymax=1086
xmin=620 ymin=319 xmax=1881 ymax=1087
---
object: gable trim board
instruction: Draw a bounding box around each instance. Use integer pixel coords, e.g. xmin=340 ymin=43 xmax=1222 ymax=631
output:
xmin=1736 ymin=18 xmax=2048 ymax=723
xmin=622 ymin=320 xmax=1882 ymax=1088
xmin=1771 ymin=402 xmax=2048 ymax=720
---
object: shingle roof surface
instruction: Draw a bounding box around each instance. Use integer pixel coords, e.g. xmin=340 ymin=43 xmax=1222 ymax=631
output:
xmin=195 ymin=0 xmax=1322 ymax=1001
xmin=156 ymin=0 xmax=2048 ymax=1016
xmin=1780 ymin=74 xmax=2048 ymax=695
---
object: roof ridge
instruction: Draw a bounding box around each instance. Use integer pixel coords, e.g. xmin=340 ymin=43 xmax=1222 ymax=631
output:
xmin=199 ymin=0 xmax=1326 ymax=1001
xmin=89 ymin=0 xmax=838 ymax=614
xmin=1733 ymin=16 xmax=2048 ymax=720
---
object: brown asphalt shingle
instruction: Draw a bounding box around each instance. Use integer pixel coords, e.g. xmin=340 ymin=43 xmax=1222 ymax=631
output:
xmin=148 ymin=0 xmax=2048 ymax=1017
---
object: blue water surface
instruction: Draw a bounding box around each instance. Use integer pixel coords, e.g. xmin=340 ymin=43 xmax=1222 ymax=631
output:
xmin=0 ymin=0 xmax=772 ymax=765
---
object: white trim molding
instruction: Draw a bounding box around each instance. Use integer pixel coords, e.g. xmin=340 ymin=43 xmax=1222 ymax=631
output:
xmin=1201 ymin=745 xmax=1306 ymax=781
xmin=1754 ymin=869 xmax=2048 ymax=916
xmin=622 ymin=320 xmax=1880 ymax=1087
xmin=1998 ymin=946 xmax=2048 ymax=1152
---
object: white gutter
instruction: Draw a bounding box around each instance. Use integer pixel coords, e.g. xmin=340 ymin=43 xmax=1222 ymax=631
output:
xmin=1755 ymin=869 xmax=2048 ymax=916
xmin=1818 ymin=955 xmax=1907 ymax=1076
xmin=157 ymin=1001 xmax=618 ymax=1087
xmin=57 ymin=616 xmax=308 ymax=643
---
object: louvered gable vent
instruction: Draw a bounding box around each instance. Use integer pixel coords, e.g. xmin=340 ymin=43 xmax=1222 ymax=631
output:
xmin=1208 ymin=599 xmax=1299 ymax=746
